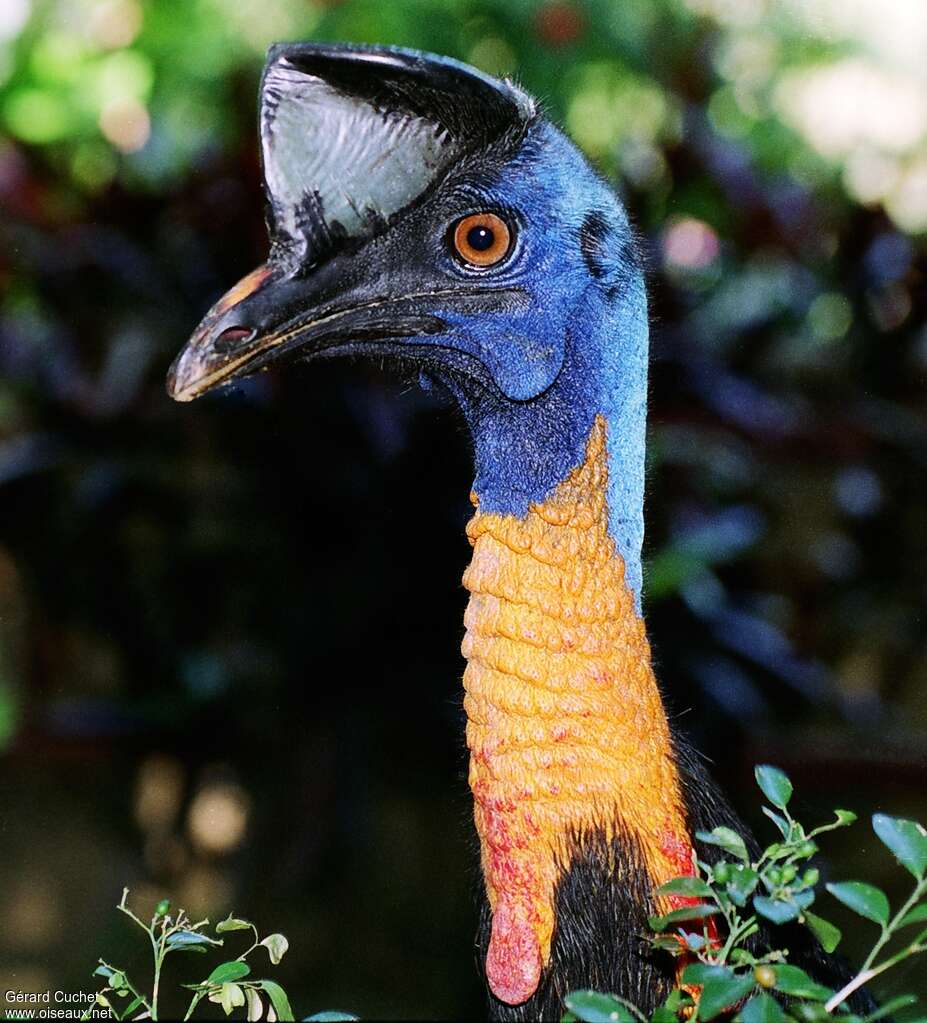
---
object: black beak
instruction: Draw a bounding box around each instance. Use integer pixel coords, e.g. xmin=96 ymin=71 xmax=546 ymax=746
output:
xmin=166 ymin=261 xmax=447 ymax=403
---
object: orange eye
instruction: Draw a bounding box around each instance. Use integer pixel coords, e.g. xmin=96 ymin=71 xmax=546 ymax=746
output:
xmin=451 ymin=213 xmax=513 ymax=268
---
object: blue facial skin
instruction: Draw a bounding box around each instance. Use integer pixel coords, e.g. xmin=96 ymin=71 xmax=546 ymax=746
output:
xmin=419 ymin=122 xmax=649 ymax=608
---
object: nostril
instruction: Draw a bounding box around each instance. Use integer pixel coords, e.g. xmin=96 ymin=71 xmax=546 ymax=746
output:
xmin=214 ymin=326 xmax=254 ymax=352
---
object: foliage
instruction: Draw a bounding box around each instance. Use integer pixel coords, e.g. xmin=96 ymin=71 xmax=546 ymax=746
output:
xmin=83 ymin=889 xmax=305 ymax=1022
xmin=561 ymin=766 xmax=927 ymax=1023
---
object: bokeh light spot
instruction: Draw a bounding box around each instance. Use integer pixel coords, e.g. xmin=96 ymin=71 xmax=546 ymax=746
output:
xmin=99 ymin=96 xmax=150 ymax=151
xmin=663 ymin=217 xmax=721 ymax=270
xmin=808 ymin=292 xmax=853 ymax=342
xmin=135 ymin=754 xmax=185 ymax=833
xmin=187 ymin=780 xmax=250 ymax=855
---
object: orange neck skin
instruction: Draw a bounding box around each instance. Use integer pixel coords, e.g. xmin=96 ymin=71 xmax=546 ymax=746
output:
xmin=462 ymin=415 xmax=699 ymax=1006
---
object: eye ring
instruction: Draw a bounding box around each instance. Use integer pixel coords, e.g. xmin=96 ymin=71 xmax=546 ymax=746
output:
xmin=450 ymin=212 xmax=514 ymax=269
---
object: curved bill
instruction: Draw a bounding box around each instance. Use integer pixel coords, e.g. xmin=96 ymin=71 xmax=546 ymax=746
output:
xmin=166 ymin=261 xmax=446 ymax=403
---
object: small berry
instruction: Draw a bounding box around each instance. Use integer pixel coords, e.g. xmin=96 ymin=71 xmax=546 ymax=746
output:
xmin=798 ymin=841 xmax=817 ymax=858
xmin=803 ymin=868 xmax=820 ymax=886
xmin=155 ymin=899 xmax=171 ymax=918
xmin=768 ymin=867 xmax=783 ymax=886
xmin=754 ymin=965 xmax=777 ymax=988
xmin=781 ymin=865 xmax=798 ymax=884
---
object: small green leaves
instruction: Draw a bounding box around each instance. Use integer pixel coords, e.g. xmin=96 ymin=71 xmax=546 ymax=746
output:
xmin=769 ymin=965 xmax=832 ymax=1001
xmin=563 ymin=990 xmax=641 ymax=1023
xmin=826 ymin=881 xmax=890 ymax=925
xmin=655 ymin=876 xmax=713 ymax=899
xmin=166 ymin=929 xmax=223 ymax=951
xmin=258 ymin=980 xmax=295 ymax=1022
xmin=681 ymin=963 xmax=732 ymax=985
xmin=753 ymin=896 xmax=800 ymax=924
xmin=216 ymin=915 xmax=253 ymax=933
xmin=899 ymin=903 xmax=927 ymax=928
xmin=739 ymin=992 xmax=789 ymax=1023
xmin=802 ymin=911 xmax=842 ymax=953
xmin=246 ymin=988 xmax=264 ymax=1022
xmin=698 ymin=972 xmax=757 ymax=1019
xmin=218 ymin=982 xmax=246 ymax=1015
xmin=648 ymin=903 xmax=719 ymax=932
xmin=761 ymin=807 xmax=790 ymax=839
xmin=755 ymin=766 xmax=793 ymax=811
xmin=696 ymin=826 xmax=749 ymax=863
xmin=725 ymin=865 xmax=760 ymax=908
xmin=872 ymin=814 xmax=927 ymax=880
xmin=260 ymin=933 xmax=290 ymax=965
xmin=207 ymin=960 xmax=251 ymax=984
xmin=834 ymin=810 xmax=858 ymax=825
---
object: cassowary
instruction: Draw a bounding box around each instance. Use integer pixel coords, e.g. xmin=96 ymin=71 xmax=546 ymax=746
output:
xmin=168 ymin=44 xmax=858 ymax=1021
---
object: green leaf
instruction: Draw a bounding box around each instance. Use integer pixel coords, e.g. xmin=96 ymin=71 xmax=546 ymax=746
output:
xmin=755 ymin=766 xmax=793 ymax=810
xmin=651 ymin=1009 xmax=676 ymax=1023
xmin=648 ymin=903 xmax=719 ymax=932
xmin=727 ymin=866 xmax=760 ymax=907
xmin=803 ymin=911 xmax=842 ymax=953
xmin=664 ymin=990 xmax=695 ymax=1012
xmin=562 ymin=991 xmax=640 ymax=1023
xmin=260 ymin=933 xmax=290 ymax=965
xmin=166 ymin=930 xmax=223 ymax=949
xmin=216 ymin=915 xmax=253 ymax=933
xmin=649 ymin=935 xmax=685 ymax=952
xmin=835 ymin=810 xmax=858 ymax=825
xmin=123 ymin=995 xmax=144 ymax=1018
xmin=738 ymin=992 xmax=788 ymax=1023
xmin=862 ymin=995 xmax=918 ymax=1023
xmin=826 ymin=881 xmax=890 ymax=925
xmin=772 ymin=964 xmax=833 ymax=1000
xmin=656 ymin=876 xmax=713 ymax=898
xmin=753 ymin=896 xmax=800 ymax=924
xmin=872 ymin=814 xmax=927 ymax=880
xmin=221 ymin=983 xmax=246 ymax=1015
xmin=93 ymin=965 xmax=115 ymax=979
xmin=681 ymin=963 xmax=733 ymax=985
xmin=762 ymin=807 xmax=790 ymax=839
xmin=246 ymin=988 xmax=263 ymax=1022
xmin=207 ymin=961 xmax=251 ymax=985
xmin=696 ymin=827 xmax=749 ymax=863
xmin=258 ymin=981 xmax=295 ymax=1022
xmin=699 ymin=973 xmax=757 ymax=1019
xmin=302 ymin=1015 xmax=359 ymax=1022
xmin=899 ymin=903 xmax=927 ymax=928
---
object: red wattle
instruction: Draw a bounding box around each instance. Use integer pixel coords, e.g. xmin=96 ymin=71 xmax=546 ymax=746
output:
xmin=486 ymin=896 xmax=542 ymax=1006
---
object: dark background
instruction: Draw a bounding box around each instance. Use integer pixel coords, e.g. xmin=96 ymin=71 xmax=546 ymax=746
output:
xmin=1 ymin=0 xmax=925 ymax=1018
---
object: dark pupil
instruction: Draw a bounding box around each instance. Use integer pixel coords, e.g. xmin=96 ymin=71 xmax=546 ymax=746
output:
xmin=467 ymin=225 xmax=495 ymax=251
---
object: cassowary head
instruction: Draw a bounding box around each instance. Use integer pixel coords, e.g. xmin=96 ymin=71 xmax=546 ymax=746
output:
xmin=168 ymin=42 xmax=649 ymax=602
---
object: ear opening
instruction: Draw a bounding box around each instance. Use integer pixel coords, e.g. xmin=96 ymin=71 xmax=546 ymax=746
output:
xmin=259 ymin=43 xmax=535 ymax=263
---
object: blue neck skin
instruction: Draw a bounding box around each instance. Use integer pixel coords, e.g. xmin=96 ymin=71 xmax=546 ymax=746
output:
xmin=450 ymin=273 xmax=649 ymax=611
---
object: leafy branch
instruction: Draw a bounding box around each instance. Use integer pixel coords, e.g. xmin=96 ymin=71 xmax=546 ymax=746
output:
xmin=562 ymin=765 xmax=927 ymax=1023
xmin=82 ymin=890 xmax=300 ymax=1022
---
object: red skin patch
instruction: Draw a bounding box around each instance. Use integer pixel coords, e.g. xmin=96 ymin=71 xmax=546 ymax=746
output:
xmin=486 ymin=896 xmax=543 ymax=1006
xmin=661 ymin=829 xmax=720 ymax=942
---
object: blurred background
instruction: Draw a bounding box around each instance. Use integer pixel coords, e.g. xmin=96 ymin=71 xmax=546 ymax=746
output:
xmin=1 ymin=0 xmax=925 ymax=1018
